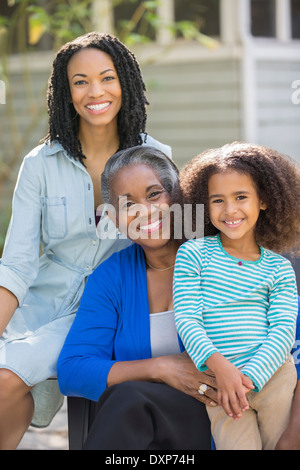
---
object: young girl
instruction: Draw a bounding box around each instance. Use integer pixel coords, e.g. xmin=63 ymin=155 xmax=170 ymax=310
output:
xmin=173 ymin=142 xmax=300 ymax=450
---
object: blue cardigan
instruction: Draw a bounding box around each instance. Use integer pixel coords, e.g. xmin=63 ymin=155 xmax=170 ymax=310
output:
xmin=57 ymin=243 xmax=183 ymax=401
xmin=57 ymin=243 xmax=300 ymax=402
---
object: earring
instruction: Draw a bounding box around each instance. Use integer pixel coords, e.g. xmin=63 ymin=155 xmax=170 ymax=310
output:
xmin=116 ymin=228 xmax=122 ymax=239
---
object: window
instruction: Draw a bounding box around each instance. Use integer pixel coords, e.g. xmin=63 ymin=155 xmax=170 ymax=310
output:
xmin=251 ymin=0 xmax=276 ymax=37
xmin=291 ymin=0 xmax=300 ymax=38
xmin=174 ymin=0 xmax=220 ymax=37
xmin=113 ymin=0 xmax=220 ymax=42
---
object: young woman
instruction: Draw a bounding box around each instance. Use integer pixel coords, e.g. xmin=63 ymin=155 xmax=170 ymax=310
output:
xmin=57 ymin=146 xmax=216 ymax=450
xmin=0 ymin=32 xmax=171 ymax=449
xmin=174 ymin=142 xmax=300 ymax=449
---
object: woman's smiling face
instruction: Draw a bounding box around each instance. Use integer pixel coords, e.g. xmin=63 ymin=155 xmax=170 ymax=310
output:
xmin=67 ymin=47 xmax=122 ymax=130
xmin=109 ymin=163 xmax=173 ymax=247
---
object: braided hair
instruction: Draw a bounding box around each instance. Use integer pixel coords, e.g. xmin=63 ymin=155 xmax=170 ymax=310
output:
xmin=41 ymin=32 xmax=149 ymax=164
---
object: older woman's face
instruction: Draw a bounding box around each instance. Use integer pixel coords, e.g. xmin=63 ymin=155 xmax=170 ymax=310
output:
xmin=109 ymin=163 xmax=172 ymax=246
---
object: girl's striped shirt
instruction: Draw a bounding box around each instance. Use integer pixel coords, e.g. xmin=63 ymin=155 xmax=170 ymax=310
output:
xmin=173 ymin=234 xmax=298 ymax=391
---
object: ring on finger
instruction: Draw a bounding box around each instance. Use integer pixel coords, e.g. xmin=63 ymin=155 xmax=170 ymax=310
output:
xmin=198 ymin=383 xmax=208 ymax=395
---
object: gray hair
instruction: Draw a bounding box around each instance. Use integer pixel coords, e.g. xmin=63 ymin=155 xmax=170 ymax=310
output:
xmin=101 ymin=146 xmax=180 ymax=205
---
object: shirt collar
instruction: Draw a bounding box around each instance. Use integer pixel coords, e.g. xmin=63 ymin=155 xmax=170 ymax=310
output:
xmin=44 ymin=140 xmax=87 ymax=171
xmin=44 ymin=140 xmax=66 ymax=156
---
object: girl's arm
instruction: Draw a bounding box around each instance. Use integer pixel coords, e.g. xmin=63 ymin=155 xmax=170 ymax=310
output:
xmin=242 ymin=259 xmax=298 ymax=392
xmin=173 ymin=242 xmax=254 ymax=417
xmin=173 ymin=243 xmax=219 ymax=371
xmin=206 ymin=352 xmax=254 ymax=420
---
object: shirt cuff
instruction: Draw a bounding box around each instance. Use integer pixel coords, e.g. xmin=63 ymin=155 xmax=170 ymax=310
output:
xmin=195 ymin=347 xmax=219 ymax=372
xmin=241 ymin=368 xmax=261 ymax=392
xmin=0 ymin=263 xmax=28 ymax=307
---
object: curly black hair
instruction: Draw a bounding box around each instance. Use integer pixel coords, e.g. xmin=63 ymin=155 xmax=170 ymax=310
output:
xmin=41 ymin=32 xmax=149 ymax=164
xmin=180 ymin=141 xmax=300 ymax=254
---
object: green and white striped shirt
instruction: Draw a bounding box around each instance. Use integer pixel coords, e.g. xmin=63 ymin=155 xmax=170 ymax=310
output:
xmin=173 ymin=234 xmax=298 ymax=392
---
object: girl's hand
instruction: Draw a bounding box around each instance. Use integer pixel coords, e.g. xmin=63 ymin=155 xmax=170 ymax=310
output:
xmin=206 ymin=353 xmax=254 ymax=419
xmin=156 ymin=352 xmax=218 ymax=406
xmin=216 ymin=363 xmax=251 ymax=420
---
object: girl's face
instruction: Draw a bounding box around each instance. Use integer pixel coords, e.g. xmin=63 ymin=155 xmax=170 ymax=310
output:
xmin=67 ymin=48 xmax=122 ymax=130
xmin=109 ymin=163 xmax=173 ymax=248
xmin=208 ymin=170 xmax=266 ymax=245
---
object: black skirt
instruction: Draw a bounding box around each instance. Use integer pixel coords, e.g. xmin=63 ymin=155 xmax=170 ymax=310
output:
xmin=83 ymin=381 xmax=212 ymax=450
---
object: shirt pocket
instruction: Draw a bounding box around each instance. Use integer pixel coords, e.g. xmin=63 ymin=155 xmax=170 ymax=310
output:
xmin=41 ymin=196 xmax=68 ymax=239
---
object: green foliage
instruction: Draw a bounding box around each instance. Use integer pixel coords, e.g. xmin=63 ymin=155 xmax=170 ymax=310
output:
xmin=26 ymin=0 xmax=94 ymax=48
xmin=0 ymin=0 xmax=217 ymax=51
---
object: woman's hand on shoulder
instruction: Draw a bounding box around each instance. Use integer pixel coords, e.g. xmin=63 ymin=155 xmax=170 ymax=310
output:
xmin=155 ymin=351 xmax=218 ymax=407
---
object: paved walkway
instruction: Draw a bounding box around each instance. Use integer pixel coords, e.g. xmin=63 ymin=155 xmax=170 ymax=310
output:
xmin=17 ymin=400 xmax=68 ymax=450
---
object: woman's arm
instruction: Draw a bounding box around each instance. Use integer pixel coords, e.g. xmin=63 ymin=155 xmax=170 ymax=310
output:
xmin=276 ymin=300 xmax=300 ymax=449
xmin=57 ymin=264 xmax=218 ymax=404
xmin=0 ymin=287 xmax=18 ymax=337
xmin=0 ymin=154 xmax=42 ymax=309
xmin=275 ymin=379 xmax=300 ymax=449
xmin=107 ymin=352 xmax=218 ymax=406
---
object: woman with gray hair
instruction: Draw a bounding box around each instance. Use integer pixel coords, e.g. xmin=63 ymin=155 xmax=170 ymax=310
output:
xmin=101 ymin=146 xmax=182 ymax=240
xmin=57 ymin=146 xmax=215 ymax=450
xmin=101 ymin=145 xmax=180 ymax=204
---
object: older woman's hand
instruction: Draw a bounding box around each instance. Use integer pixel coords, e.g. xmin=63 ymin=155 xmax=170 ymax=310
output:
xmin=157 ymin=351 xmax=218 ymax=407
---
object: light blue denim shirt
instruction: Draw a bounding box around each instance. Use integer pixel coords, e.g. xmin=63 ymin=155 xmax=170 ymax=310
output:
xmin=0 ymin=135 xmax=171 ymax=426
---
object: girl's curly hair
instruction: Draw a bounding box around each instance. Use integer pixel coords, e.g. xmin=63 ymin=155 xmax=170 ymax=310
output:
xmin=180 ymin=141 xmax=300 ymax=254
xmin=41 ymin=32 xmax=149 ymax=164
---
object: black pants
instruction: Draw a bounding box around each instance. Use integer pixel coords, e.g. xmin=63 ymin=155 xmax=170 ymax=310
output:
xmin=83 ymin=381 xmax=211 ymax=450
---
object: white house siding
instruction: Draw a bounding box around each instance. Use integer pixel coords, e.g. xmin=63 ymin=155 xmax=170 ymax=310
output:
xmin=256 ymin=60 xmax=300 ymax=162
xmin=0 ymin=70 xmax=49 ymax=174
xmin=0 ymin=69 xmax=49 ymax=222
xmin=1 ymin=55 xmax=299 ymax=209
xmin=0 ymin=57 xmax=243 ymax=185
xmin=143 ymin=59 xmax=242 ymax=168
